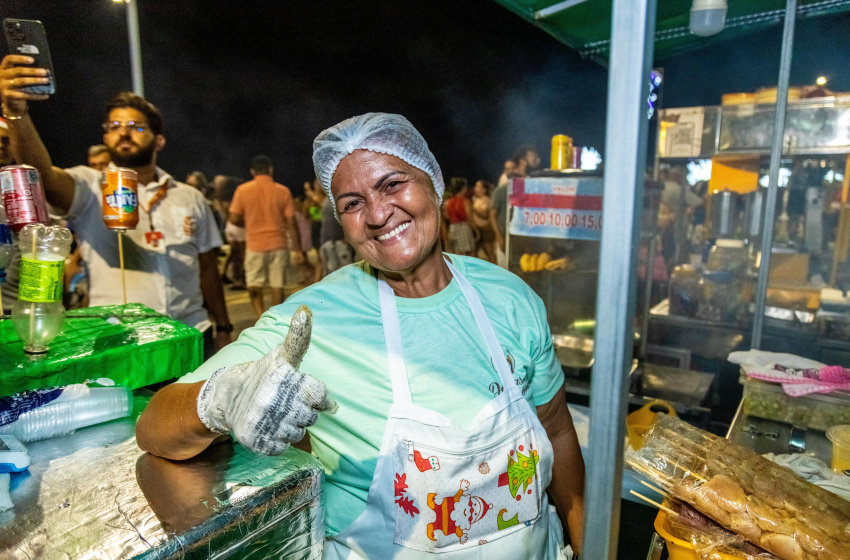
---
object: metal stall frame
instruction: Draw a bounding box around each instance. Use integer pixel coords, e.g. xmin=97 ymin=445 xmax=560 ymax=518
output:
xmin=751 ymin=0 xmax=798 ymax=349
xmin=586 ymin=0 xmax=798 ymax=556
xmin=582 ymin=0 xmax=656 ymax=558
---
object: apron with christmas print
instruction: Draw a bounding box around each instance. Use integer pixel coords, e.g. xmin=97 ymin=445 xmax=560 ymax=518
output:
xmin=324 ymin=259 xmax=564 ymax=559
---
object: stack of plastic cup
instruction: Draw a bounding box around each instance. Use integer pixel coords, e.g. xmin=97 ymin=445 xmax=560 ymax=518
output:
xmin=0 ymin=386 xmax=132 ymax=443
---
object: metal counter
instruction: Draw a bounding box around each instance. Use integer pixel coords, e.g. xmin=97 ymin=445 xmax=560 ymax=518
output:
xmin=725 ymin=400 xmax=832 ymax=464
xmin=649 ymin=298 xmax=850 ymax=367
xmin=0 ymin=392 xmax=324 ymax=560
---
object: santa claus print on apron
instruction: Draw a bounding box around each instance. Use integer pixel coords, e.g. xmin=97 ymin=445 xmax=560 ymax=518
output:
xmin=392 ymin=413 xmax=544 ymax=551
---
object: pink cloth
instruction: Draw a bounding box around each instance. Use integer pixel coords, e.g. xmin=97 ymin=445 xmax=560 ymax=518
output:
xmin=745 ymin=364 xmax=850 ymax=397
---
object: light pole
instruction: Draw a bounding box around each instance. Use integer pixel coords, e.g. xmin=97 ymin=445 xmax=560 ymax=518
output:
xmin=113 ymin=0 xmax=144 ymax=97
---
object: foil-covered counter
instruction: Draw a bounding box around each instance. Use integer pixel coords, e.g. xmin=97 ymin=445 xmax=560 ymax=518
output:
xmin=0 ymin=392 xmax=324 ymax=559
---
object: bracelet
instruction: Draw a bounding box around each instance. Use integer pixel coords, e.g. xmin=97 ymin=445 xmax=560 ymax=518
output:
xmin=215 ymin=323 xmax=234 ymax=334
xmin=1 ymin=103 xmax=26 ymax=120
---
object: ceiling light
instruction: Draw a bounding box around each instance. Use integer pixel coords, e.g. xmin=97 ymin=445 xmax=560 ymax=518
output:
xmin=690 ymin=0 xmax=727 ymax=37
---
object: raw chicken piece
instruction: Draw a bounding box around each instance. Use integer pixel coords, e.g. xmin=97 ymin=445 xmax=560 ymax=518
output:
xmin=760 ymin=534 xmax=804 ymax=560
xmin=747 ymin=502 xmax=795 ymax=536
xmin=702 ymin=475 xmax=748 ymax=513
xmin=730 ymin=511 xmax=762 ymax=542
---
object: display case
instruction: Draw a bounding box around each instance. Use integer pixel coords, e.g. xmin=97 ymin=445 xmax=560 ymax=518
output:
xmin=650 ymin=97 xmax=850 ymax=349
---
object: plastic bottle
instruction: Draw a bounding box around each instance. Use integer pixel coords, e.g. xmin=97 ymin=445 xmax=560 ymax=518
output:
xmin=0 ymin=384 xmax=132 ymax=443
xmin=11 ymin=224 xmax=73 ymax=356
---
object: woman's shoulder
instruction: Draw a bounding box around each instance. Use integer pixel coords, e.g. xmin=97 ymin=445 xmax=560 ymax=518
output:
xmin=454 ymin=256 xmax=533 ymax=299
xmin=279 ymin=262 xmax=375 ymax=307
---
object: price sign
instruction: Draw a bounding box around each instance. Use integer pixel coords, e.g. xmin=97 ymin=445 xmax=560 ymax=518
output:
xmin=509 ymin=176 xmax=603 ymax=241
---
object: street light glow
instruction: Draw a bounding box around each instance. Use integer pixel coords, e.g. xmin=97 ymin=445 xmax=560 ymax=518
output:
xmin=816 ymin=76 xmax=827 ymax=86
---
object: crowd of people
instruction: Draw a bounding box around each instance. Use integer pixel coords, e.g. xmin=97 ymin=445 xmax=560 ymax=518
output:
xmin=188 ymin=145 xmax=544 ymax=308
xmin=176 ymin=143 xmax=543 ymax=320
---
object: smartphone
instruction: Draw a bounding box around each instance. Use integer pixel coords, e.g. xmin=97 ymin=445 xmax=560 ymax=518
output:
xmin=2 ymin=18 xmax=56 ymax=95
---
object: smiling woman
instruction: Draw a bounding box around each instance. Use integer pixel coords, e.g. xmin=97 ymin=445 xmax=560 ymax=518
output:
xmin=313 ymin=113 xmax=450 ymax=297
xmin=140 ymin=112 xmax=584 ymax=560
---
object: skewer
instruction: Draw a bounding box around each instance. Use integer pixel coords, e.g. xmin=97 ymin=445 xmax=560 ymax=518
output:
xmin=640 ymin=479 xmax=671 ymax=497
xmin=652 ymin=415 xmax=718 ymax=444
xmin=117 ymin=230 xmax=127 ymax=305
xmin=625 ymin=460 xmax=676 ymax=490
xmin=680 ymin=467 xmax=708 ymax=484
xmin=627 ymin=452 xmax=708 ymax=484
xmin=629 ymin=491 xmax=678 ymax=518
xmin=651 ymin=430 xmax=713 ymax=474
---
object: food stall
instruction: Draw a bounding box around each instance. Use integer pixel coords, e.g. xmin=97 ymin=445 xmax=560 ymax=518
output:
xmin=495 ymin=0 xmax=850 ymax=557
xmin=0 ymin=303 xmax=327 ymax=559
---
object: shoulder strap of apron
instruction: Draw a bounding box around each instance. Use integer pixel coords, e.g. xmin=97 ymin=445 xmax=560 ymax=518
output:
xmin=377 ymin=257 xmax=523 ymax=406
xmin=378 ymin=278 xmax=413 ymax=406
xmin=445 ymin=259 xmax=523 ymax=402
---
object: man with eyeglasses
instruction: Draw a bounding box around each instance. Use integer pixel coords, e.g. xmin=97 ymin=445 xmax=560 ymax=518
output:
xmin=0 ymin=55 xmax=232 ymax=356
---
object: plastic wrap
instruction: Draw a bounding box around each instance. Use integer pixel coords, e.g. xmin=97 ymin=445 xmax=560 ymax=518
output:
xmin=627 ymin=415 xmax=850 ymax=560
xmin=0 ymin=304 xmax=203 ymax=397
xmin=1 ymin=392 xmax=324 ymax=559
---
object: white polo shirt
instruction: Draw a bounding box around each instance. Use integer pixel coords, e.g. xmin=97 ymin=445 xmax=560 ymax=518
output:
xmin=65 ymin=165 xmax=222 ymax=328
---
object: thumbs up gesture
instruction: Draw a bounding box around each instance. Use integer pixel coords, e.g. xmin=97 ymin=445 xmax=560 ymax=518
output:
xmin=197 ymin=305 xmax=337 ymax=455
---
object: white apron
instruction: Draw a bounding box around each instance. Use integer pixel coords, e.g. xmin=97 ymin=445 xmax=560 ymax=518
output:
xmin=324 ymin=260 xmax=566 ymax=559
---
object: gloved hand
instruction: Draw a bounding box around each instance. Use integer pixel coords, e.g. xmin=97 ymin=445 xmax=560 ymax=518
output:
xmin=196 ymin=305 xmax=337 ymax=455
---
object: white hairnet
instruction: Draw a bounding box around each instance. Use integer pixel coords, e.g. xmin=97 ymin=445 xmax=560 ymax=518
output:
xmin=312 ymin=113 xmax=444 ymax=218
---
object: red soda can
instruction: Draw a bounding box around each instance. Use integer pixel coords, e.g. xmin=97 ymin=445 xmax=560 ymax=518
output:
xmin=101 ymin=167 xmax=139 ymax=230
xmin=0 ymin=165 xmax=50 ymax=234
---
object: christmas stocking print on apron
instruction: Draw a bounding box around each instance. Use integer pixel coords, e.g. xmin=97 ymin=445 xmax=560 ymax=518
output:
xmin=324 ymin=259 xmax=565 ymax=559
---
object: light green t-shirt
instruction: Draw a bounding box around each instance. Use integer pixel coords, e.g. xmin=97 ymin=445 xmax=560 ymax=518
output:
xmin=178 ymin=255 xmax=564 ymax=535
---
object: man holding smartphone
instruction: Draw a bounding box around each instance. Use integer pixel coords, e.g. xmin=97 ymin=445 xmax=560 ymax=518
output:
xmin=0 ymin=55 xmax=232 ymax=355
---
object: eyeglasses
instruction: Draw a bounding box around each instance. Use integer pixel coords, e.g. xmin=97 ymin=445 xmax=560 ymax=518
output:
xmin=102 ymin=121 xmax=151 ymax=134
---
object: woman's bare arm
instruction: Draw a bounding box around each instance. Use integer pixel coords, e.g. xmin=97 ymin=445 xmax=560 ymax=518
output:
xmin=136 ymin=381 xmax=227 ymax=460
xmin=537 ymin=386 xmax=585 ymax=553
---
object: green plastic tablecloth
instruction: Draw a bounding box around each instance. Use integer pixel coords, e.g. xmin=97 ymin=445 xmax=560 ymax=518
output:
xmin=0 ymin=304 xmax=202 ymax=396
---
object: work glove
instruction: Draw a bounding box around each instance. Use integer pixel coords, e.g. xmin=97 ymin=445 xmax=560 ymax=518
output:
xmin=196 ymin=305 xmax=337 ymax=455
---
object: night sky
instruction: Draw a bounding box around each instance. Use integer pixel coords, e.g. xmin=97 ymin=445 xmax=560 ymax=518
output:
xmin=3 ymin=1 xmax=850 ymax=195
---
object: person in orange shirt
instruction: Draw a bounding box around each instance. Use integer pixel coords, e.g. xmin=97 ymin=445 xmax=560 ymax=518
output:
xmin=228 ymin=155 xmax=304 ymax=318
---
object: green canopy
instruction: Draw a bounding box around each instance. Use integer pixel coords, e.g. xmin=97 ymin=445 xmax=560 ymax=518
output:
xmin=492 ymin=0 xmax=850 ymax=64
